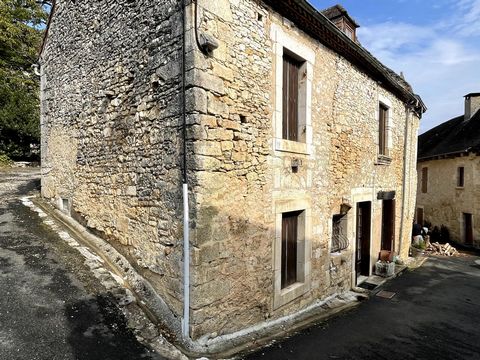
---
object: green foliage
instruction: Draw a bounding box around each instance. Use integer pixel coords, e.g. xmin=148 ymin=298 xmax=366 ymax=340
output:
xmin=0 ymin=0 xmax=48 ymax=160
xmin=413 ymin=239 xmax=426 ymax=250
xmin=0 ymin=152 xmax=13 ymax=167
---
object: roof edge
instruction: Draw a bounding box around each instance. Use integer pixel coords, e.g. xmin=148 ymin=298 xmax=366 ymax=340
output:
xmin=418 ymin=149 xmax=471 ymax=162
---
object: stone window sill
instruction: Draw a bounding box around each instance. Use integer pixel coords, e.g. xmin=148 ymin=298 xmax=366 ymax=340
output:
xmin=274 ymin=280 xmax=310 ymax=309
xmin=376 ymin=155 xmax=392 ymax=165
xmin=456 ymin=186 xmax=465 ymax=190
xmin=275 ymin=138 xmax=310 ymax=155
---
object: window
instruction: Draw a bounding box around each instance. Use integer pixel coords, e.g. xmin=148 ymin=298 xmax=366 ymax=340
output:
xmin=282 ymin=53 xmax=301 ymax=142
xmin=379 ymin=103 xmax=388 ymax=156
xmin=273 ymin=198 xmax=311 ymax=309
xmin=421 ymin=167 xmax=428 ymax=193
xmin=281 ymin=211 xmax=301 ymax=288
xmin=457 ymin=166 xmax=465 ymax=187
xmin=331 ymin=214 xmax=348 ymax=253
xmin=271 ymin=23 xmax=314 ymax=155
xmin=343 ymin=24 xmax=354 ymax=40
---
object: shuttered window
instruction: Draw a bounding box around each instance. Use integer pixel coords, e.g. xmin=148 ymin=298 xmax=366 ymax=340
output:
xmin=282 ymin=54 xmax=300 ymax=142
xmin=379 ymin=103 xmax=388 ymax=155
xmin=281 ymin=211 xmax=301 ymax=289
xmin=421 ymin=167 xmax=428 ymax=193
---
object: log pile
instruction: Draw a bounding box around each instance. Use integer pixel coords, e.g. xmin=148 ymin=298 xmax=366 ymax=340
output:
xmin=426 ymin=240 xmax=458 ymax=256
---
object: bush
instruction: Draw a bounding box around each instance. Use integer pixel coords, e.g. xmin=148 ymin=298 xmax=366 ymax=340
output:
xmin=0 ymin=153 xmax=13 ymax=167
xmin=413 ymin=239 xmax=426 ymax=250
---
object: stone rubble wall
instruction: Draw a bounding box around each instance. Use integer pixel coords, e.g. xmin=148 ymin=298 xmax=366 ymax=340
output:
xmin=40 ymin=0 xmax=187 ymax=317
xmin=188 ymin=0 xmax=420 ymax=339
xmin=40 ymin=0 xmax=421 ymax=343
xmin=416 ymin=156 xmax=480 ymax=248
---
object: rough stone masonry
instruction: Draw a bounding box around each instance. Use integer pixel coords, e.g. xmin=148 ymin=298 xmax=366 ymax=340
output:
xmin=40 ymin=0 xmax=425 ymax=350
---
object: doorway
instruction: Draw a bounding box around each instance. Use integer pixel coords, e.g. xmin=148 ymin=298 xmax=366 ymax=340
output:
xmin=416 ymin=207 xmax=424 ymax=227
xmin=381 ymin=200 xmax=395 ymax=251
xmin=356 ymin=202 xmax=371 ymax=281
xmin=464 ymin=213 xmax=473 ymax=246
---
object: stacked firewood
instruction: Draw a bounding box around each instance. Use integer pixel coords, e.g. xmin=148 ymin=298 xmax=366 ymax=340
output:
xmin=425 ymin=239 xmax=458 ymax=256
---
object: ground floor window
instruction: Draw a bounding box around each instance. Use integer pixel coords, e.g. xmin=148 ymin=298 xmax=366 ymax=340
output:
xmin=274 ymin=199 xmax=311 ymax=309
xmin=281 ymin=211 xmax=302 ymax=288
xmin=331 ymin=214 xmax=348 ymax=253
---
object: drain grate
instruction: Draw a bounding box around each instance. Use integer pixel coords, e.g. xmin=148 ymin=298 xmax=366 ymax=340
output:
xmin=376 ymin=290 xmax=396 ymax=299
xmin=358 ymin=282 xmax=378 ymax=290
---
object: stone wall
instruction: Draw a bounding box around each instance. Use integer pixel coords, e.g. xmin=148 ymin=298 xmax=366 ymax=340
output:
xmin=40 ymin=0 xmax=186 ymax=316
xmin=188 ymin=0 xmax=420 ymax=339
xmin=416 ymin=156 xmax=480 ymax=247
xmin=41 ymin=0 xmax=421 ymax=343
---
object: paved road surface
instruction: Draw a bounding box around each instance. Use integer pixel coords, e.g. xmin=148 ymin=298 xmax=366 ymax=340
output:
xmin=0 ymin=168 xmax=163 ymax=360
xmin=245 ymin=254 xmax=480 ymax=360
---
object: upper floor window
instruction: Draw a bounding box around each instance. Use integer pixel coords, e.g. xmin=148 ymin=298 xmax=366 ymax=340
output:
xmin=378 ymin=103 xmax=389 ymax=156
xmin=421 ymin=167 xmax=428 ymax=193
xmin=271 ymin=24 xmax=314 ymax=155
xmin=457 ymin=166 xmax=465 ymax=187
xmin=282 ymin=53 xmax=303 ymax=142
xmin=343 ymin=24 xmax=355 ymax=41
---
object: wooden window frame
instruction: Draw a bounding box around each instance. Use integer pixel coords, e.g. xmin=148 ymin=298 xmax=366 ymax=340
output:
xmin=282 ymin=53 xmax=301 ymax=142
xmin=379 ymin=103 xmax=388 ymax=156
xmin=281 ymin=211 xmax=301 ymax=289
xmin=271 ymin=23 xmax=315 ymax=155
xmin=273 ymin=199 xmax=312 ymax=309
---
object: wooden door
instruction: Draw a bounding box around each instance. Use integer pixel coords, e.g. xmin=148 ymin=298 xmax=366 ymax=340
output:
xmin=381 ymin=200 xmax=395 ymax=251
xmin=282 ymin=211 xmax=299 ymax=288
xmin=464 ymin=213 xmax=473 ymax=245
xmin=356 ymin=202 xmax=371 ymax=278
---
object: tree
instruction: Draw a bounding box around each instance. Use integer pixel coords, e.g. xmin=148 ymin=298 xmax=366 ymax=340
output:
xmin=0 ymin=0 xmax=48 ymax=160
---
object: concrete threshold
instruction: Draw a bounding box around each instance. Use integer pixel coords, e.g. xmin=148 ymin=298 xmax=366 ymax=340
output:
xmin=28 ymin=195 xmax=369 ymax=359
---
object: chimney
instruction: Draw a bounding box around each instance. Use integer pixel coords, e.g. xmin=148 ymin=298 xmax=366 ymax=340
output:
xmin=464 ymin=93 xmax=480 ymax=121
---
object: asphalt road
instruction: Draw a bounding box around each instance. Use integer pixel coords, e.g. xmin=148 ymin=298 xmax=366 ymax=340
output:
xmin=245 ymin=254 xmax=480 ymax=360
xmin=0 ymin=168 xmax=163 ymax=360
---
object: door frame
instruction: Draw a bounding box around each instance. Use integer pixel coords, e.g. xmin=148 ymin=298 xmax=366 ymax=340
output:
xmin=381 ymin=199 xmax=396 ymax=251
xmin=463 ymin=213 xmax=474 ymax=245
xmin=350 ymin=187 xmax=376 ymax=287
xmin=355 ymin=201 xmax=372 ymax=282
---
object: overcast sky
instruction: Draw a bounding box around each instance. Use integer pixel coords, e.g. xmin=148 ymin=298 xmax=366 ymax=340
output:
xmin=311 ymin=0 xmax=480 ymax=133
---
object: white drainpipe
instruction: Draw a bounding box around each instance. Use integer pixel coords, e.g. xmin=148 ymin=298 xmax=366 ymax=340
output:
xmin=182 ymin=183 xmax=190 ymax=338
xmin=398 ymin=107 xmax=411 ymax=257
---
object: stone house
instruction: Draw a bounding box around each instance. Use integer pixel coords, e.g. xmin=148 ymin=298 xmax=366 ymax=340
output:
xmin=39 ymin=0 xmax=425 ymax=354
xmin=417 ymin=93 xmax=480 ymax=249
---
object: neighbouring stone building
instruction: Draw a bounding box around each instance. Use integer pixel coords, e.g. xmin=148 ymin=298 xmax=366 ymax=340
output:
xmin=417 ymin=93 xmax=480 ymax=249
xmin=39 ymin=0 xmax=425 ymax=354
